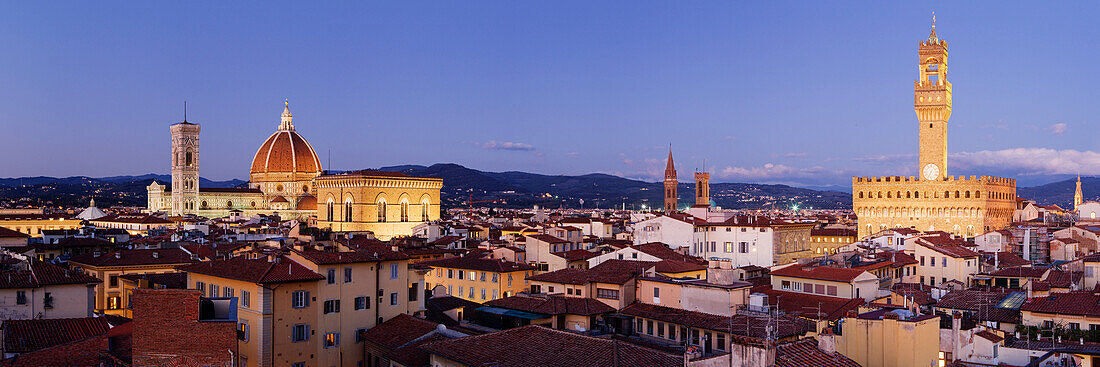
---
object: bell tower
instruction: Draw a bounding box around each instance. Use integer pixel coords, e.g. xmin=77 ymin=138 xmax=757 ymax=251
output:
xmin=663 ymin=147 xmax=678 ymax=213
xmin=170 ymin=112 xmax=200 ymax=216
xmin=694 ymin=171 xmax=710 ymax=207
xmin=915 ymin=13 xmax=951 ymax=181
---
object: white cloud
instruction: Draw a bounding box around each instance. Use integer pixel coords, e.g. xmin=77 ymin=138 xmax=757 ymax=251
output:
xmin=950 ymin=148 xmax=1100 ymax=176
xmin=479 ymin=140 xmax=534 ymax=151
xmin=1048 ymin=123 xmax=1068 ymax=135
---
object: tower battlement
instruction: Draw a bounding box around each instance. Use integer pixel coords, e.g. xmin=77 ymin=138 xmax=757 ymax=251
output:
xmin=853 ymin=175 xmax=1015 ymax=187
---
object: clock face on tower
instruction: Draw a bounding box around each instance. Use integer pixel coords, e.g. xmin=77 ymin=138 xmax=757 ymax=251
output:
xmin=923 ymin=164 xmax=940 ymax=180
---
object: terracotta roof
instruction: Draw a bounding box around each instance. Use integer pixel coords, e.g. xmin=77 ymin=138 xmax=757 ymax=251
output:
xmin=419 ymin=256 xmax=533 ymax=273
xmin=0 ymin=261 xmax=101 ymax=289
xmin=757 ymin=288 xmax=865 ymax=321
xmin=530 ymin=260 xmax=654 ymax=285
xmin=988 ymin=266 xmax=1049 ymax=279
xmin=891 ymin=283 xmax=935 ymax=305
xmin=526 ymin=234 xmax=568 ymax=244
xmin=1021 ymin=291 xmax=1100 ymax=317
xmin=68 ymin=248 xmax=194 ymax=268
xmin=361 ymin=314 xmax=439 ymax=350
xmin=935 ymin=288 xmax=1020 ymax=323
xmin=552 ymin=249 xmax=600 ymax=262
xmin=2 ymin=317 xmax=110 ymax=353
xmin=419 ymin=325 xmax=684 ymax=367
xmin=90 ymin=213 xmax=172 ymax=225
xmin=622 ymin=302 xmax=811 ymax=338
xmin=428 ymin=235 xmax=465 ymax=246
xmin=250 ymin=129 xmax=322 ymax=174
xmin=118 ymin=272 xmax=187 ymax=289
xmin=632 ymin=243 xmax=707 ymax=264
xmin=0 ymin=227 xmax=29 ymax=239
xmin=0 ymin=214 xmax=72 ymax=221
xmin=984 ymin=252 xmax=1029 ymax=268
xmin=775 ymin=338 xmax=861 ymax=367
xmin=485 ymin=294 xmax=615 ymax=316
xmin=919 ymin=243 xmax=980 ymax=258
xmin=975 ymin=330 xmax=1004 ymax=343
xmin=176 ymin=255 xmax=324 ymax=284
xmin=653 ymin=259 xmax=707 ymax=274
xmin=294 ymin=247 xmax=409 ymax=264
xmin=770 ymin=265 xmax=868 ymax=283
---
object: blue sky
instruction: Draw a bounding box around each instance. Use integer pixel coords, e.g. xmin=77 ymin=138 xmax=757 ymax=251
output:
xmin=2 ymin=2 xmax=1099 ymax=188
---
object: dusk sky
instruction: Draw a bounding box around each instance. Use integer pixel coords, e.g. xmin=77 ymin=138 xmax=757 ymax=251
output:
xmin=3 ymin=2 xmax=1099 ymax=188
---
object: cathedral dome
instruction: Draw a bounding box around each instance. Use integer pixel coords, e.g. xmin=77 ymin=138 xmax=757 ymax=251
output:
xmin=249 ymin=101 xmax=323 ymax=176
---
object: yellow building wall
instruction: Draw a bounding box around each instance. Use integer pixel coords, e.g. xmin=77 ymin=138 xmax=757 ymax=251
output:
xmin=424 ymin=266 xmax=530 ymax=303
xmin=853 ymin=175 xmax=1016 ymax=239
xmin=314 ymin=174 xmax=443 ymax=240
xmin=0 ymin=218 xmax=83 ymax=237
xmin=836 ymin=316 xmax=940 ymax=367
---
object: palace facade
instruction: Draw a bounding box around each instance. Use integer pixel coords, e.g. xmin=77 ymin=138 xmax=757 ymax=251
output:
xmin=852 ymin=22 xmax=1017 ymax=239
xmin=147 ymin=101 xmax=441 ymax=239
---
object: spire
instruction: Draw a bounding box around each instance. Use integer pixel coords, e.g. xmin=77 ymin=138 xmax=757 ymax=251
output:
xmin=928 ymin=11 xmax=939 ymax=43
xmin=279 ymin=99 xmax=294 ymax=131
xmin=89 ymin=198 xmax=96 ymax=208
xmin=664 ymin=145 xmax=677 ymax=179
xmin=1075 ymin=173 xmax=1084 ymax=209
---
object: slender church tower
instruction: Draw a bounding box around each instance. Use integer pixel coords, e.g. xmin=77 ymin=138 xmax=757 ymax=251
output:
xmin=663 ymin=148 xmax=678 ymax=213
xmin=694 ymin=171 xmax=710 ymax=207
xmin=1075 ymin=174 xmax=1084 ymax=210
xmin=916 ymin=13 xmax=951 ymax=181
xmin=170 ymin=113 xmax=200 ymax=216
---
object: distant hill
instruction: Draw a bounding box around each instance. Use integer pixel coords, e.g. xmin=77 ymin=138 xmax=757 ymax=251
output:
xmin=376 ymin=164 xmax=852 ymax=210
xmin=0 ymin=176 xmax=247 ymax=208
xmin=7 ymin=166 xmax=1091 ymax=211
xmin=1017 ymin=176 xmax=1100 ymax=209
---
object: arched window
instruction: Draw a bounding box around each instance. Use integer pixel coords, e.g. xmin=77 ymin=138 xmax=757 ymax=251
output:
xmin=345 ymin=199 xmax=353 ymax=222
xmin=400 ymin=200 xmax=409 ymax=222
xmin=421 ymin=199 xmax=430 ymax=221
xmin=185 ymin=149 xmax=193 ymax=167
xmin=858 ymin=192 xmax=864 ymax=199
xmin=887 ymin=192 xmax=892 ymax=198
xmin=326 ymin=199 xmax=334 ymax=222
xmin=944 ymin=191 xmax=950 ymax=198
xmin=955 ymin=191 xmax=960 ymax=198
xmin=377 ymin=199 xmax=387 ymax=222
xmin=914 ymin=191 xmax=920 ymax=199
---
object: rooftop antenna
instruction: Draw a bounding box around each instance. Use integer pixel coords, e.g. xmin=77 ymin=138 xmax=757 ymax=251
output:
xmin=183 ymin=101 xmax=188 ymax=123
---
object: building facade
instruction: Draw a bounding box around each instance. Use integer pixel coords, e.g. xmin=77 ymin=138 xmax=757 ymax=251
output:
xmin=852 ymin=23 xmax=1016 ymax=239
xmin=147 ymin=101 xmax=443 ymax=239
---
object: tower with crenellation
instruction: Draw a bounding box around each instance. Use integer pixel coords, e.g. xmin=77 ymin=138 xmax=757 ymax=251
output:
xmin=916 ymin=16 xmax=951 ymax=181
xmin=851 ymin=15 xmax=1018 ymax=242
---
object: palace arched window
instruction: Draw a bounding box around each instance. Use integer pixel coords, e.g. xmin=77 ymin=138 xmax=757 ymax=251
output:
xmin=955 ymin=191 xmax=960 ymax=198
xmin=400 ymin=200 xmax=409 ymax=222
xmin=185 ymin=149 xmax=193 ymax=167
xmin=965 ymin=191 xmax=970 ymax=198
xmin=377 ymin=199 xmax=387 ymax=222
xmin=326 ymin=200 xmax=334 ymax=222
xmin=421 ymin=199 xmax=430 ymax=221
xmin=345 ymin=199 xmax=353 ymax=222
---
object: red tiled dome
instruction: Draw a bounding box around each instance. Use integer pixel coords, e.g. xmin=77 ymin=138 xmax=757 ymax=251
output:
xmin=250 ymin=130 xmax=322 ymax=175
